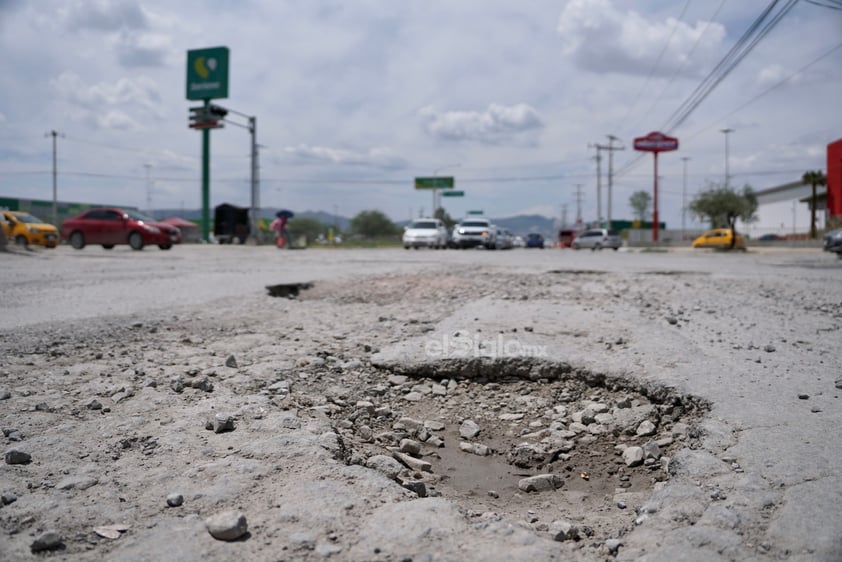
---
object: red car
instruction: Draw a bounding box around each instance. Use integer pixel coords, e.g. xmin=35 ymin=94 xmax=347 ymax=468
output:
xmin=61 ymin=208 xmax=181 ymax=250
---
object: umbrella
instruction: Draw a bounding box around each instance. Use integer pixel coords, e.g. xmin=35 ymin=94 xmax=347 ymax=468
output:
xmin=276 ymin=209 xmax=294 ymax=219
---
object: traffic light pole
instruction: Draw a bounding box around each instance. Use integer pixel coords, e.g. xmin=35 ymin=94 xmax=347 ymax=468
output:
xmin=201 ymin=99 xmax=211 ymax=243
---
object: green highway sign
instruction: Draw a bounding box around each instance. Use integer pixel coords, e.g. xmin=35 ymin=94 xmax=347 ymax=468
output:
xmin=441 ymin=190 xmax=464 ymax=197
xmin=414 ymin=176 xmax=454 ymax=189
xmin=467 ymin=210 xmax=484 ymax=215
xmin=186 ymin=46 xmax=230 ymax=100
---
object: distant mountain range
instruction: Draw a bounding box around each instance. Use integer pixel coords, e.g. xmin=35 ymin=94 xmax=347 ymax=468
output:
xmin=152 ymin=208 xmax=561 ymax=238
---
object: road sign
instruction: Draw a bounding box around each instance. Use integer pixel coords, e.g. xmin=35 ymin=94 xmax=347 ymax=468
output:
xmin=414 ymin=177 xmax=454 ymax=189
xmin=633 ymin=131 xmax=679 ymax=244
xmin=467 ymin=210 xmax=484 ymax=215
xmin=186 ymin=47 xmax=230 ymax=100
xmin=441 ymin=190 xmax=464 ymax=197
xmin=633 ymin=131 xmax=679 ymax=153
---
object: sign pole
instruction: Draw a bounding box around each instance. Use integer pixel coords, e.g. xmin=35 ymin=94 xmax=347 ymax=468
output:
xmin=653 ymin=152 xmax=659 ymax=243
xmin=201 ymin=99 xmax=211 ymax=243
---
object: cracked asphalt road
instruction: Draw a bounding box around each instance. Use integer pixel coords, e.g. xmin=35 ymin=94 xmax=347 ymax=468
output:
xmin=1 ymin=244 xmax=840 ymax=561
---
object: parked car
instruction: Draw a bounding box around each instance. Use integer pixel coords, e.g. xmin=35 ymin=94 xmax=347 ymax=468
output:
xmin=572 ymin=228 xmax=622 ymax=250
xmin=452 ymin=217 xmax=496 ymax=249
xmin=824 ymin=228 xmax=842 ymax=255
xmin=558 ymin=229 xmax=577 ymax=248
xmin=758 ymin=233 xmax=785 ymax=241
xmin=691 ymin=228 xmax=746 ymax=250
xmin=525 ymin=233 xmax=545 ymax=249
xmin=403 ymin=218 xmax=448 ymax=249
xmin=1 ymin=210 xmax=59 ymax=248
xmin=61 ymin=207 xmax=181 ymax=250
xmin=512 ymin=235 xmax=525 ymax=248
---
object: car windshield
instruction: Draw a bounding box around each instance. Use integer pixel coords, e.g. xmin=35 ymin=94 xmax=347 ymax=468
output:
xmin=125 ymin=210 xmax=158 ymax=222
xmin=15 ymin=213 xmax=44 ymax=224
xmin=461 ymin=220 xmax=489 ymax=227
xmin=527 ymin=234 xmax=542 ymax=239
xmin=410 ymin=221 xmax=438 ymax=229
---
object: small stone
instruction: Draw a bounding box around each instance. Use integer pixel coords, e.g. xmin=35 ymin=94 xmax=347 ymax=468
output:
xmin=622 ymin=446 xmax=644 ymax=467
xmin=798 ymin=394 xmax=809 ymax=400
xmin=31 ymin=531 xmax=63 ymax=552
xmin=606 ymin=538 xmax=623 ymax=554
xmin=0 ymin=390 xmax=10 ymax=400
xmin=86 ymin=399 xmax=103 ymax=411
xmin=205 ymin=510 xmax=248 ymax=541
xmin=636 ymin=420 xmax=656 ymax=436
xmin=666 ymin=317 xmax=678 ymax=325
xmin=392 ymin=451 xmax=432 ymax=472
xmin=400 ymin=479 xmax=427 ymax=497
xmin=210 ymin=414 xmax=235 ymax=433
xmin=166 ymin=493 xmax=184 ymax=507
xmin=399 ymin=439 xmax=422 ymax=456
xmin=5 ymin=449 xmax=31 ymax=465
xmin=225 ymin=355 xmax=238 ymax=368
xmin=549 ymin=519 xmax=579 ymax=541
xmin=459 ymin=442 xmax=490 ymax=456
xmin=459 ymin=419 xmax=481 ymax=439
xmin=365 ymin=455 xmax=403 ymax=480
xmin=835 ymin=379 xmax=842 ymax=390
xmin=764 ymin=345 xmax=776 ymax=353
xmin=2 ymin=492 xmax=18 ymax=505
xmin=642 ymin=440 xmax=661 ymax=460
xmin=518 ymin=474 xmax=563 ymax=492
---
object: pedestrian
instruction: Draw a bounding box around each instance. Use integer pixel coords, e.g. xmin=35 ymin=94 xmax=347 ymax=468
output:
xmin=270 ymin=210 xmax=293 ymax=249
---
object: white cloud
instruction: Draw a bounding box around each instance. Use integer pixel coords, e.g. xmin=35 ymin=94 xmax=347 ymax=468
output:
xmin=283 ymin=144 xmax=407 ymax=170
xmin=50 ymin=71 xmax=163 ymax=117
xmin=557 ymin=0 xmax=725 ymax=77
xmin=65 ymin=0 xmax=149 ymax=32
xmin=420 ymin=103 xmax=544 ymax=143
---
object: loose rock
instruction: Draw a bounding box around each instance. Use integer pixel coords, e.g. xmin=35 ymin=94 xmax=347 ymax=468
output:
xmin=5 ymin=449 xmax=31 ymax=465
xmin=205 ymin=510 xmax=248 ymax=541
xmin=31 ymin=531 xmax=63 ymax=552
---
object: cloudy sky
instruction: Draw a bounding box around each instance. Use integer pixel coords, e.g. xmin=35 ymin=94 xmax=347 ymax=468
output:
xmin=1 ymin=0 xmax=840 ymax=232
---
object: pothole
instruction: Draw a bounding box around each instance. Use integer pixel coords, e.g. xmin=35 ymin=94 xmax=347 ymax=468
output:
xmin=326 ymin=357 xmax=709 ymax=545
xmin=265 ymin=282 xmax=313 ymax=298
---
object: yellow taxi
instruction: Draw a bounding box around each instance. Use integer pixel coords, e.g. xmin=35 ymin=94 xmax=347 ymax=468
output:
xmin=1 ymin=210 xmax=60 ymax=248
xmin=691 ymin=228 xmax=746 ymax=250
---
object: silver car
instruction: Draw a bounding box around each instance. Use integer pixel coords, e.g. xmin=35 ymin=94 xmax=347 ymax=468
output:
xmin=572 ymin=228 xmax=622 ymax=251
xmin=403 ymin=218 xmax=448 ymax=249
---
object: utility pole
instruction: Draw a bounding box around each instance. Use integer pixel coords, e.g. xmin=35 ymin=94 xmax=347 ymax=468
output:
xmin=720 ymin=128 xmax=734 ymax=188
xmin=605 ymin=135 xmax=624 ymax=228
xmin=561 ymin=204 xmax=568 ymax=229
xmin=144 ymin=163 xmax=153 ymax=216
xmin=249 ymin=115 xmax=260 ymax=243
xmin=590 ymin=138 xmax=624 ymax=228
xmin=574 ymin=184 xmax=584 ymax=229
xmin=46 ymin=130 xmax=64 ymax=226
xmin=681 ymin=157 xmax=690 ymax=241
xmin=588 ymin=144 xmax=603 ymax=227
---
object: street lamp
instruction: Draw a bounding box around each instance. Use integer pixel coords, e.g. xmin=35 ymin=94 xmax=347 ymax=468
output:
xmin=720 ymin=128 xmax=734 ymax=188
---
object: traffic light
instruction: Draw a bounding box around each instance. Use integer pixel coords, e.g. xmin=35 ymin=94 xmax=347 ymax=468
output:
xmin=188 ymin=105 xmax=224 ymax=129
xmin=208 ymin=104 xmax=228 ymax=119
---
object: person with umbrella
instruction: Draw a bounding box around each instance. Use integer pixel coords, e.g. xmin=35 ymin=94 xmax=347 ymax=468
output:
xmin=270 ymin=209 xmax=294 ymax=249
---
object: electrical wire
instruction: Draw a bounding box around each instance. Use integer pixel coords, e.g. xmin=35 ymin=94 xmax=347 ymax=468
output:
xmin=619 ymin=0 xmax=693 ymax=130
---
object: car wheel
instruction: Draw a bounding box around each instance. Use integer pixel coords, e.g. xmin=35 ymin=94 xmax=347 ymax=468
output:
xmin=158 ymin=244 xmax=172 ymax=250
xmin=102 ymin=244 xmax=115 ymax=250
xmin=15 ymin=235 xmax=28 ymax=246
xmin=613 ymin=246 xmax=619 ymax=251
xmin=404 ymin=245 xmax=410 ymax=250
xmin=70 ymin=231 xmax=85 ymax=250
xmin=128 ymin=231 xmax=144 ymax=250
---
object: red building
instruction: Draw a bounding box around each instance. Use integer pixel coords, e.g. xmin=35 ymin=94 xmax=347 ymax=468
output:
xmin=828 ymin=139 xmax=842 ymax=225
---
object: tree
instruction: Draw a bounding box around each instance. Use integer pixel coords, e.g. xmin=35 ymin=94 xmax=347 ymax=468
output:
xmin=287 ymin=217 xmax=326 ymax=244
xmin=434 ymin=207 xmax=457 ymax=229
xmin=350 ymin=210 xmax=401 ymax=238
xmin=689 ymin=183 xmax=758 ymax=249
xmin=629 ymin=191 xmax=652 ymax=223
xmin=803 ymin=170 xmax=826 ymax=240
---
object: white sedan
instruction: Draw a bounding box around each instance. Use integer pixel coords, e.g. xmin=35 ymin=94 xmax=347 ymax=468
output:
xmin=403 ymin=218 xmax=449 ymax=249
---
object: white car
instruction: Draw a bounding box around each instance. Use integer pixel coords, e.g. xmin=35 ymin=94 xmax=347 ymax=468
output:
xmin=403 ymin=218 xmax=448 ymax=249
xmin=452 ymin=217 xmax=496 ymax=249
